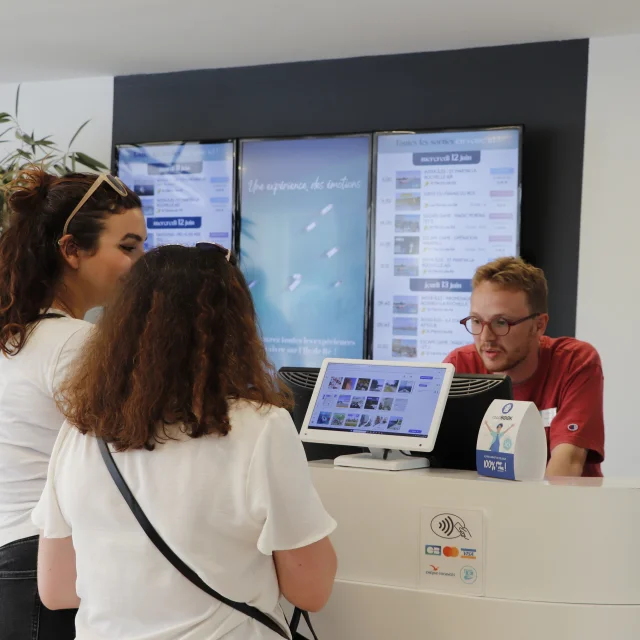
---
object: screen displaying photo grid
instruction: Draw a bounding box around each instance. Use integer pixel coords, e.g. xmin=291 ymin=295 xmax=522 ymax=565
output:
xmin=308 ymin=363 xmax=447 ymax=438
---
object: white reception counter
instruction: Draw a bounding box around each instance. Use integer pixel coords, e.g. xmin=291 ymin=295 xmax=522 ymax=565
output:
xmin=304 ymin=461 xmax=640 ymax=639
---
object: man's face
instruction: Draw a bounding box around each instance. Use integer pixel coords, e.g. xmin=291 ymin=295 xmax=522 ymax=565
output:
xmin=470 ymin=282 xmax=546 ymax=373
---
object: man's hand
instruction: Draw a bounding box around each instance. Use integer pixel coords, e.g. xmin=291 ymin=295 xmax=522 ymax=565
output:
xmin=545 ymin=443 xmax=588 ymax=477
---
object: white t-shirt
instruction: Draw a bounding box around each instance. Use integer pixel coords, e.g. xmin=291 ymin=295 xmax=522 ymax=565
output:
xmin=32 ymin=401 xmax=336 ymax=640
xmin=0 ymin=311 xmax=92 ymax=548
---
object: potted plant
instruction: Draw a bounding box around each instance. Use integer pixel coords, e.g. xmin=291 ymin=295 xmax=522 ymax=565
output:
xmin=0 ymin=85 xmax=108 ymax=220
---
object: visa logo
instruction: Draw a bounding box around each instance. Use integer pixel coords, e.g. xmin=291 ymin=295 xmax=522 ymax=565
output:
xmin=461 ymin=548 xmax=477 ymax=559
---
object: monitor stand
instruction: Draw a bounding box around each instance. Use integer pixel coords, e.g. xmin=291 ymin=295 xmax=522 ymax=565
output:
xmin=334 ymin=448 xmax=430 ymax=471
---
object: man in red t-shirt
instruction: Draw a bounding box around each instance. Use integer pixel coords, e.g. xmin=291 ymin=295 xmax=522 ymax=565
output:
xmin=444 ymin=257 xmax=605 ymax=477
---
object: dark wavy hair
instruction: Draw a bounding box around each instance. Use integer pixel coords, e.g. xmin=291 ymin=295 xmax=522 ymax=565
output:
xmin=59 ymin=244 xmax=293 ymax=451
xmin=0 ymin=166 xmax=141 ymax=356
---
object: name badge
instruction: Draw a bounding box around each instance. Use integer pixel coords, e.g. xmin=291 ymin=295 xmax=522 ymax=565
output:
xmin=540 ymin=408 xmax=557 ymax=428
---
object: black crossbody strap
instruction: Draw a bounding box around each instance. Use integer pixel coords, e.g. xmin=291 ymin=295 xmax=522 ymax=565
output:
xmin=302 ymin=611 xmax=319 ymax=640
xmin=290 ymin=608 xmax=319 ymax=640
xmin=97 ymin=438 xmax=289 ymax=639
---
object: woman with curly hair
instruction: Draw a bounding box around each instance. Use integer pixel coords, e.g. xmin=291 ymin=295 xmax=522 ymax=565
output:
xmin=33 ymin=243 xmax=337 ymax=639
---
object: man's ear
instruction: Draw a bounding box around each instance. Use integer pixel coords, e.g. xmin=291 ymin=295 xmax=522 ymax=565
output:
xmin=58 ymin=235 xmax=81 ymax=270
xmin=536 ymin=313 xmax=549 ymax=337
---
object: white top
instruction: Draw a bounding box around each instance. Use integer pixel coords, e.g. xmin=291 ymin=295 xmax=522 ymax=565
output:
xmin=0 ymin=311 xmax=92 ymax=548
xmin=33 ymin=401 xmax=337 ymax=640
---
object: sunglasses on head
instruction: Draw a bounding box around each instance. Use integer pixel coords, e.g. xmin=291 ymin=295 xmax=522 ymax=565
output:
xmin=61 ymin=174 xmax=129 ymax=237
xmin=196 ymin=242 xmax=236 ymax=265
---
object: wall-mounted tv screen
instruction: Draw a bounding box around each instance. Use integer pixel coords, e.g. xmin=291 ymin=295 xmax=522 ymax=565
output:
xmin=116 ymin=141 xmax=235 ymax=251
xmin=239 ymin=135 xmax=371 ymax=370
xmin=372 ymin=127 xmax=522 ymax=361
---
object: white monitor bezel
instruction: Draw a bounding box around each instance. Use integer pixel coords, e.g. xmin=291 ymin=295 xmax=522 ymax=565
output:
xmin=300 ymin=358 xmax=455 ymax=453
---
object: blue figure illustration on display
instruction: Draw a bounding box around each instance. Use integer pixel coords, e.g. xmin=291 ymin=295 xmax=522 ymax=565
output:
xmin=484 ymin=421 xmax=516 ymax=453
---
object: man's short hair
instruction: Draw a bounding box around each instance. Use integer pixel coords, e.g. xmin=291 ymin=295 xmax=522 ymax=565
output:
xmin=472 ymin=257 xmax=548 ymax=314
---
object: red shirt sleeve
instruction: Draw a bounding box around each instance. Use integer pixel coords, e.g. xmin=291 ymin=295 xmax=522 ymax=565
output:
xmin=549 ymin=353 xmax=605 ymax=463
xmin=443 ymin=350 xmax=458 ymax=366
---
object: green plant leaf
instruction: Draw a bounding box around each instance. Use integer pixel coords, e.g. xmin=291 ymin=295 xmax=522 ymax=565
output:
xmin=73 ymin=151 xmax=108 ymax=171
xmin=0 ymin=151 xmax=16 ymax=166
xmin=67 ymin=120 xmax=89 ymax=150
xmin=0 ymin=90 xmax=105 ymax=220
xmin=35 ymin=136 xmax=57 ymax=148
xmin=38 ymin=152 xmax=56 ymax=167
xmin=15 ymin=131 xmax=35 ymax=145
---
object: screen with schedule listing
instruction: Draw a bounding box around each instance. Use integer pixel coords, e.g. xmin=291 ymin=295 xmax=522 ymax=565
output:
xmin=307 ymin=362 xmax=447 ymax=438
xmin=116 ymin=142 xmax=234 ymax=251
xmin=372 ymin=128 xmax=521 ymax=362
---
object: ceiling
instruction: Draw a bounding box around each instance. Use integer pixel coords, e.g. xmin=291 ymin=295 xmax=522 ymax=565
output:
xmin=3 ymin=0 xmax=640 ymax=83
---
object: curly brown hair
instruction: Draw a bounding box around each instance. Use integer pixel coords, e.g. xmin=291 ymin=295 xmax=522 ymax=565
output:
xmin=58 ymin=244 xmax=293 ymax=450
xmin=0 ymin=166 xmax=140 ymax=356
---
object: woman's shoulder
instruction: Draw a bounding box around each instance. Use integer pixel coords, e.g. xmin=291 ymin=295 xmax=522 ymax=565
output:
xmin=225 ymin=400 xmax=298 ymax=450
xmin=228 ymin=400 xmax=293 ymax=431
xmin=32 ymin=315 xmax=94 ymax=344
xmin=10 ymin=317 xmax=93 ymax=367
xmin=162 ymin=402 xmax=295 ymax=452
xmin=149 ymin=403 xmax=298 ymax=471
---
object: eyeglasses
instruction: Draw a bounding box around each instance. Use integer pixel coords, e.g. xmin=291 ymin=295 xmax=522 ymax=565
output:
xmin=196 ymin=242 xmax=236 ymax=265
xmin=460 ymin=313 xmax=540 ymax=336
xmin=61 ymin=174 xmax=129 ymax=237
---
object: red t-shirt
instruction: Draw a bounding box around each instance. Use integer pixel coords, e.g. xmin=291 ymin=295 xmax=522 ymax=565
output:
xmin=444 ymin=336 xmax=605 ymax=477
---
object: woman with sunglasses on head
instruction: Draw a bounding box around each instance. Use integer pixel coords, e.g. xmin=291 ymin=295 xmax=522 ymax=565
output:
xmin=0 ymin=167 xmax=146 ymax=639
xmin=33 ymin=244 xmax=337 ymax=640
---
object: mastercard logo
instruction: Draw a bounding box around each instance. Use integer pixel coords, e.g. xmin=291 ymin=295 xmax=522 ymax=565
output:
xmin=443 ymin=546 xmax=459 ymax=558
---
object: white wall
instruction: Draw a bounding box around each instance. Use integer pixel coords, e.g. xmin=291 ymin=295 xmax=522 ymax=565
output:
xmin=577 ymin=34 xmax=640 ymax=476
xmin=0 ymin=58 xmax=637 ymax=475
xmin=0 ymin=76 xmax=114 ymax=168
xmin=0 ymin=76 xmax=114 ymax=325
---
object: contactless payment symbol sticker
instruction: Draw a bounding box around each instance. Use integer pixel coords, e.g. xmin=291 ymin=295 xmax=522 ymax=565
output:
xmin=431 ymin=513 xmax=472 ymax=540
xmin=421 ymin=507 xmax=485 ymax=596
